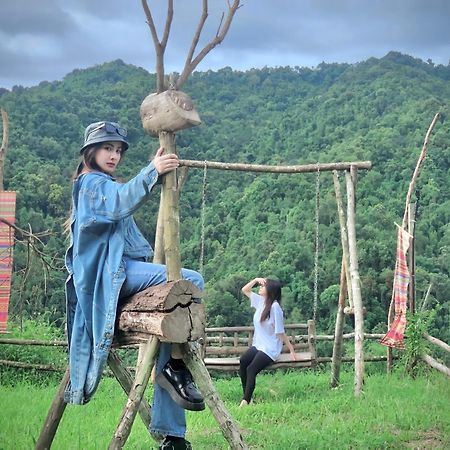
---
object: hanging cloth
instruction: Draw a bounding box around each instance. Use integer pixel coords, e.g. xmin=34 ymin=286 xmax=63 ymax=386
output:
xmin=0 ymin=191 xmax=16 ymax=333
xmin=380 ymin=225 xmax=412 ymax=349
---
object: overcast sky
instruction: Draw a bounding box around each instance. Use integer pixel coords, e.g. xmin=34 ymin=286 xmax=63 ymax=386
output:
xmin=1 ymin=0 xmax=449 ymax=90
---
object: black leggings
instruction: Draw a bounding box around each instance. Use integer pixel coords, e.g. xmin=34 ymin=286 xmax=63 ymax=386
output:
xmin=239 ymin=346 xmax=273 ymax=402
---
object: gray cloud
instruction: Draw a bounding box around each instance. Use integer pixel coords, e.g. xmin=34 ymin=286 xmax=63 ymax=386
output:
xmin=0 ymin=0 xmax=449 ymax=89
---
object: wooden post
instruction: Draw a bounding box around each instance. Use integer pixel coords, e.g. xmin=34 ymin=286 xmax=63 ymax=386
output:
xmin=408 ymin=203 xmax=416 ymax=314
xmin=332 ymin=170 xmax=353 ymax=309
xmin=35 ymin=368 xmax=70 ymax=450
xmin=0 ymin=109 xmax=9 ymax=191
xmin=158 ymin=129 xmax=248 ymax=449
xmin=109 ymin=337 xmax=159 ymax=449
xmin=159 ymin=131 xmax=182 ymax=280
xmin=330 ymin=259 xmax=347 ymax=388
xmin=345 ymin=167 xmax=365 ymax=396
xmin=182 ymin=342 xmax=248 ymax=450
xmin=153 ymin=192 xmax=165 ymax=265
xmin=107 ymin=350 xmax=152 ymax=430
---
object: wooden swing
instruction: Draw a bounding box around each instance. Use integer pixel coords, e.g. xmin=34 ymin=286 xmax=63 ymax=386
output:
xmin=198 ymin=166 xmax=320 ymax=371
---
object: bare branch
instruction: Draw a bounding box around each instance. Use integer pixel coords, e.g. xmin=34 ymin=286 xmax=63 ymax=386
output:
xmin=177 ymin=0 xmax=241 ymax=89
xmin=402 ymin=112 xmax=440 ymax=228
xmin=160 ymin=0 xmax=174 ymax=51
xmin=183 ymin=0 xmax=209 ymax=75
xmin=141 ymin=0 xmax=174 ymax=93
xmin=0 ymin=108 xmax=9 ymax=191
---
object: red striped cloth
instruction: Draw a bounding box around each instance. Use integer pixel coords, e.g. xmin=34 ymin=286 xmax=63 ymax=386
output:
xmin=0 ymin=191 xmax=16 ymax=333
xmin=380 ymin=225 xmax=412 ymax=349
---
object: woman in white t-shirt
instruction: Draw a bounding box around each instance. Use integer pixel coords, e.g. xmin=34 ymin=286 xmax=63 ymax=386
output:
xmin=239 ymin=277 xmax=297 ymax=407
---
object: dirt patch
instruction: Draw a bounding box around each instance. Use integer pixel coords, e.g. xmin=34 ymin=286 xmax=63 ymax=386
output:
xmin=405 ymin=429 xmax=445 ymax=449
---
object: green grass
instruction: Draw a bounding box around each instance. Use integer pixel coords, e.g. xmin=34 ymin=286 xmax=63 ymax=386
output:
xmin=1 ymin=369 xmax=449 ymax=449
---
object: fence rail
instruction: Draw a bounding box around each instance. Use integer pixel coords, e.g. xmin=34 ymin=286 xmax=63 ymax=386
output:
xmin=4 ymin=329 xmax=444 ymax=373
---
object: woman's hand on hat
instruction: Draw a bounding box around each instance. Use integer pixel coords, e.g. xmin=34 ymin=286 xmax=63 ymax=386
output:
xmin=153 ymin=147 xmax=179 ymax=175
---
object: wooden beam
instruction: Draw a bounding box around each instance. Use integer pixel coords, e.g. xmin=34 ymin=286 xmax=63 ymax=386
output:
xmin=179 ymin=159 xmax=372 ymax=174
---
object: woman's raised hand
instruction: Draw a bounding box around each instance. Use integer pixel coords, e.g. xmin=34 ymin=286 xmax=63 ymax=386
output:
xmin=152 ymin=147 xmax=180 ymax=175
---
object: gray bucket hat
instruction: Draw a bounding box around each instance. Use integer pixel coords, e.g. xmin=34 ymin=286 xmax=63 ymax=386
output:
xmin=80 ymin=121 xmax=129 ymax=154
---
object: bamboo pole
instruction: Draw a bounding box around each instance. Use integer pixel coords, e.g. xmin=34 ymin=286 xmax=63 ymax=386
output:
xmin=332 ymin=170 xmax=353 ymax=308
xmin=109 ymin=337 xmax=159 ymax=450
xmin=179 ymin=159 xmax=372 ymax=173
xmin=35 ymin=368 xmax=70 ymax=450
xmin=345 ymin=167 xmax=365 ymax=396
xmin=330 ymin=259 xmax=347 ymax=388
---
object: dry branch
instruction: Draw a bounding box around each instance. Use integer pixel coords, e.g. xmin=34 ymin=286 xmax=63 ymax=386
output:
xmin=177 ymin=0 xmax=242 ymax=89
xmin=141 ymin=0 xmax=174 ymax=92
xmin=402 ymin=113 xmax=440 ymax=228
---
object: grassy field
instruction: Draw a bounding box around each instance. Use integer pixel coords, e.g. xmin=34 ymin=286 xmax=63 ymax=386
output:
xmin=1 ymin=368 xmax=449 ymax=449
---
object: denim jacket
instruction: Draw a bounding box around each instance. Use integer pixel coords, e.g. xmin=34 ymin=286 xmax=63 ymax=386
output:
xmin=64 ymin=163 xmax=158 ymax=404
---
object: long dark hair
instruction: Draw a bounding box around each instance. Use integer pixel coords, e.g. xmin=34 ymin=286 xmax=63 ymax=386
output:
xmin=260 ymin=279 xmax=282 ymax=322
xmin=72 ymin=144 xmax=104 ymax=179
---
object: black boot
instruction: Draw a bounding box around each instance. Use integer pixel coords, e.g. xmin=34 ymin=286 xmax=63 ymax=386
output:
xmin=159 ymin=435 xmax=192 ymax=450
xmin=156 ymin=359 xmax=205 ymax=411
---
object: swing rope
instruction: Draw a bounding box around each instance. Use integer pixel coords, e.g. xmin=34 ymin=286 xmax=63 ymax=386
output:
xmin=313 ymin=165 xmax=320 ymax=323
xmin=199 ymin=161 xmax=207 ymax=275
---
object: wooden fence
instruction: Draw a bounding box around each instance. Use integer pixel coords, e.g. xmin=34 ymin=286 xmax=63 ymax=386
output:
xmin=0 ymin=324 xmax=405 ymax=374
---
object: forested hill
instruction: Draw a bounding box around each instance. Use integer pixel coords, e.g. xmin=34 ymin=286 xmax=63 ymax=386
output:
xmin=0 ymin=52 xmax=449 ymax=340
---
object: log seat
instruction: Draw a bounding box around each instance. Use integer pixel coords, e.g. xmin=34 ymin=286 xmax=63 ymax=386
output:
xmin=113 ymin=280 xmax=205 ymax=347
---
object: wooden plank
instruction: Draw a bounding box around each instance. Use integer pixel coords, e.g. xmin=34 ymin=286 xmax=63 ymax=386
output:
xmin=205 ymin=323 xmax=308 ymax=333
xmin=205 ymin=352 xmax=312 ymax=366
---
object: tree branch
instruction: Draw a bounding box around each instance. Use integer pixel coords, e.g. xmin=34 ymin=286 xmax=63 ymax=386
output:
xmin=182 ymin=0 xmax=209 ymax=77
xmin=402 ymin=112 xmax=440 ymax=228
xmin=176 ymin=0 xmax=241 ymax=89
xmin=141 ymin=0 xmax=174 ymax=93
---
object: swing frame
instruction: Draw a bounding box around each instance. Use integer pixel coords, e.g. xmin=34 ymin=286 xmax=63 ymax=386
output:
xmin=182 ymin=158 xmax=371 ymax=395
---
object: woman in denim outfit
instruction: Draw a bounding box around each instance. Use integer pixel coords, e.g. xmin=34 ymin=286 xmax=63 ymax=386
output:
xmin=65 ymin=121 xmax=203 ymax=450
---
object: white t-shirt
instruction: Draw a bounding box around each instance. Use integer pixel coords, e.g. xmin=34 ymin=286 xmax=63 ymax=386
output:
xmin=250 ymin=292 xmax=285 ymax=361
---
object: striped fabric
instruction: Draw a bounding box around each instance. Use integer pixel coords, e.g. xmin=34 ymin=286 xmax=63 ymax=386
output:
xmin=0 ymin=191 xmax=16 ymax=333
xmin=380 ymin=225 xmax=412 ymax=349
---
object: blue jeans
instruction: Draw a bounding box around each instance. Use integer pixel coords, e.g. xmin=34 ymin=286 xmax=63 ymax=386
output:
xmin=119 ymin=257 xmax=204 ymax=438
